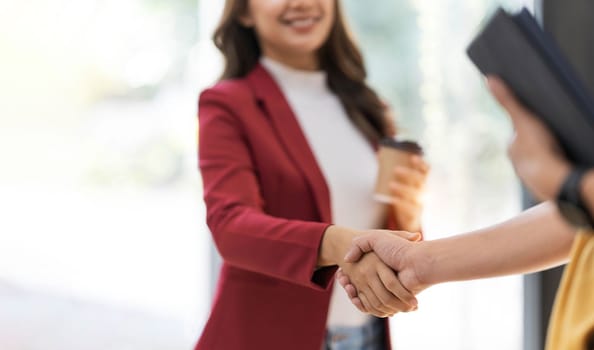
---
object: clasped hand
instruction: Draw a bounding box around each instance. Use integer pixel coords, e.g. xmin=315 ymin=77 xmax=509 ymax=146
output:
xmin=337 ymin=230 xmax=428 ymax=317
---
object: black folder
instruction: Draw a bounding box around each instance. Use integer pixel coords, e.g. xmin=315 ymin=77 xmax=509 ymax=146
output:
xmin=467 ymin=7 xmax=594 ymax=167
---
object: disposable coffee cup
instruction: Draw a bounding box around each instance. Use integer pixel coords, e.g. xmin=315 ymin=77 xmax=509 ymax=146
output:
xmin=374 ymin=138 xmax=424 ymax=204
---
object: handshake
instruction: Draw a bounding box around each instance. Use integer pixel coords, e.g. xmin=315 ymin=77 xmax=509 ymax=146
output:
xmin=330 ymin=202 xmax=575 ymax=319
xmin=322 ymin=226 xmax=431 ymax=318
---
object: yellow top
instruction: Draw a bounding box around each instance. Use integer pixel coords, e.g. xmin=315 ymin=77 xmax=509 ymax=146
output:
xmin=546 ymin=231 xmax=594 ymax=350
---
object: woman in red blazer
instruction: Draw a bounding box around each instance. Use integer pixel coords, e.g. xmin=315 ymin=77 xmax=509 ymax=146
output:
xmin=196 ymin=0 xmax=428 ymax=349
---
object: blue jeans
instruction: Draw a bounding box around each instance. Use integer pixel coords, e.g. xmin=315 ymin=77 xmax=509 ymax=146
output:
xmin=324 ymin=317 xmax=387 ymax=350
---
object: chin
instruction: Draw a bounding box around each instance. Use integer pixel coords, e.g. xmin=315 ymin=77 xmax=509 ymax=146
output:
xmin=285 ymin=37 xmax=327 ymax=56
xmin=291 ymin=43 xmax=324 ymax=56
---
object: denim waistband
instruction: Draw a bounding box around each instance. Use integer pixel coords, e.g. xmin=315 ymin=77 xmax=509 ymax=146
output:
xmin=324 ymin=317 xmax=386 ymax=350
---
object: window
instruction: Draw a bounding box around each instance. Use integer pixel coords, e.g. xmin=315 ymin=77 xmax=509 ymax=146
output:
xmin=342 ymin=0 xmax=531 ymax=348
xmin=0 ymin=0 xmax=207 ymax=348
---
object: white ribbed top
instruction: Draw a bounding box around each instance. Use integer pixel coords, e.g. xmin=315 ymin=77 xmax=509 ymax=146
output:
xmin=261 ymin=57 xmax=384 ymax=327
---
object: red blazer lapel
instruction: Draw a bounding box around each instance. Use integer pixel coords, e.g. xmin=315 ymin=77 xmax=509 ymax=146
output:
xmin=246 ymin=64 xmax=332 ymax=223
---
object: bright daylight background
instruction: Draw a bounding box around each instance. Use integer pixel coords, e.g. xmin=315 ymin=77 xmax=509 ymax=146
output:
xmin=0 ymin=0 xmax=532 ymax=349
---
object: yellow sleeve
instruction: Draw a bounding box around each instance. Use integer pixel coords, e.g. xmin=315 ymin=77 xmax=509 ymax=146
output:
xmin=546 ymin=231 xmax=594 ymax=350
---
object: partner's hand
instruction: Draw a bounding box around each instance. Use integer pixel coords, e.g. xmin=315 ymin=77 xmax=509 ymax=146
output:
xmin=390 ymin=155 xmax=429 ymax=232
xmin=337 ymin=230 xmax=428 ymax=315
xmin=487 ymin=76 xmax=571 ymax=200
xmin=337 ymin=252 xmax=418 ymax=317
xmin=319 ymin=226 xmax=420 ymax=316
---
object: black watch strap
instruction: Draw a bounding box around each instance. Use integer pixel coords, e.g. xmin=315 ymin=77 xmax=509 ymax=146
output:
xmin=556 ymin=168 xmax=594 ymax=229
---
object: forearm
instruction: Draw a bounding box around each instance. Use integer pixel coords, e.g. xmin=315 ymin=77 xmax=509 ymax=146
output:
xmin=207 ymin=202 xmax=337 ymax=289
xmin=582 ymin=170 xmax=594 ymax=218
xmin=419 ymin=201 xmax=577 ymax=285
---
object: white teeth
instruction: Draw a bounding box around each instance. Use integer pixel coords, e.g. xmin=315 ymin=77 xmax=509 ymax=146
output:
xmin=289 ymin=18 xmax=316 ymax=28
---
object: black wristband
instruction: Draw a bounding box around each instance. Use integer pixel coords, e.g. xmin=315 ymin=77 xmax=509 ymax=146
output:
xmin=556 ymin=168 xmax=594 ymax=229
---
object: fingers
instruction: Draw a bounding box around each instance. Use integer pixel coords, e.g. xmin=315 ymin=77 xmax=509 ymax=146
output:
xmin=486 ymin=76 xmax=535 ymax=129
xmin=351 ymin=297 xmax=366 ymax=312
xmin=342 ymin=274 xmax=416 ymax=315
xmin=369 ymin=272 xmax=413 ymax=315
xmin=336 ymin=269 xmax=349 ymax=288
xmin=390 ymin=179 xmax=423 ymax=232
xmin=392 ymin=165 xmax=427 ymax=188
xmin=354 ymin=273 xmax=415 ymax=317
xmin=410 ymin=155 xmax=430 ymax=174
xmin=377 ymin=263 xmax=417 ymax=310
xmin=345 ymin=258 xmax=394 ymax=316
xmin=336 ymin=269 xmax=359 ymax=299
xmin=342 ymin=253 xmax=419 ymax=317
xmin=360 ymin=276 xmax=395 ymax=316
xmin=358 ymin=290 xmax=390 ymax=318
xmin=390 ymin=182 xmax=422 ymax=205
xmin=344 ymin=283 xmax=358 ymax=299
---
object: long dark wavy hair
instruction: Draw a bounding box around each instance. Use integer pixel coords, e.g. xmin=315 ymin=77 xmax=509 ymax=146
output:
xmin=213 ymin=0 xmax=392 ymax=142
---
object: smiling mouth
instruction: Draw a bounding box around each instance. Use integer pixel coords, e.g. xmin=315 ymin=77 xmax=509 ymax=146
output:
xmin=280 ymin=16 xmax=322 ymax=28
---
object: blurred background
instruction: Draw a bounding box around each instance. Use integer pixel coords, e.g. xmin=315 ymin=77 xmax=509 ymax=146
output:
xmin=0 ymin=0 xmax=533 ymax=349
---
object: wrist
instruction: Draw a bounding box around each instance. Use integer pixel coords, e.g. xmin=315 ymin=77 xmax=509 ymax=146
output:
xmin=411 ymin=240 xmax=436 ymax=287
xmin=556 ymin=167 xmax=594 ymax=228
xmin=544 ymin=159 xmax=571 ymax=199
xmin=318 ymin=225 xmax=359 ymax=266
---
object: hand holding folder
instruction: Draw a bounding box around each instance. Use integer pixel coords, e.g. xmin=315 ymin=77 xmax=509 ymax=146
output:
xmin=467 ymin=7 xmax=594 ymax=167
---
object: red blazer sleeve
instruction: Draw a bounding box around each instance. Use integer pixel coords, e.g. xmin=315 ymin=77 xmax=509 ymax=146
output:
xmin=198 ymin=86 xmax=336 ymax=290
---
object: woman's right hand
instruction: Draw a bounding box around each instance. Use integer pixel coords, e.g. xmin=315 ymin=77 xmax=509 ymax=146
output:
xmin=319 ymin=226 xmax=420 ymax=316
xmin=337 ymin=250 xmax=418 ymax=317
xmin=337 ymin=229 xmax=428 ymax=317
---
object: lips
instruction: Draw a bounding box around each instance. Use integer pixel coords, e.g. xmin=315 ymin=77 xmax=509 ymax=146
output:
xmin=281 ymin=16 xmax=322 ymax=29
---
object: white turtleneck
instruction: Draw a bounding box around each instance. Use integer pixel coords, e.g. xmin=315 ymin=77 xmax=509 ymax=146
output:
xmin=260 ymin=57 xmax=385 ymax=328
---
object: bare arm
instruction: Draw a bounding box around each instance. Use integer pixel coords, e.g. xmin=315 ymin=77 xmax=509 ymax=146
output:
xmin=417 ymin=201 xmax=576 ymax=287
xmin=343 ymin=201 xmax=577 ymax=297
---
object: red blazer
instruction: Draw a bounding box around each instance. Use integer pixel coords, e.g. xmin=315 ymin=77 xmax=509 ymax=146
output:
xmin=196 ymin=64 xmax=391 ymax=350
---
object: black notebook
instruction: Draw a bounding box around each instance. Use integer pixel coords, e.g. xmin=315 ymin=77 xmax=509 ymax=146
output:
xmin=467 ymin=7 xmax=594 ymax=167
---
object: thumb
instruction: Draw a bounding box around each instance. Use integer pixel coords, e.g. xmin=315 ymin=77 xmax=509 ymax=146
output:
xmin=343 ymin=234 xmax=376 ymax=263
xmin=390 ymin=230 xmax=421 ymax=242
